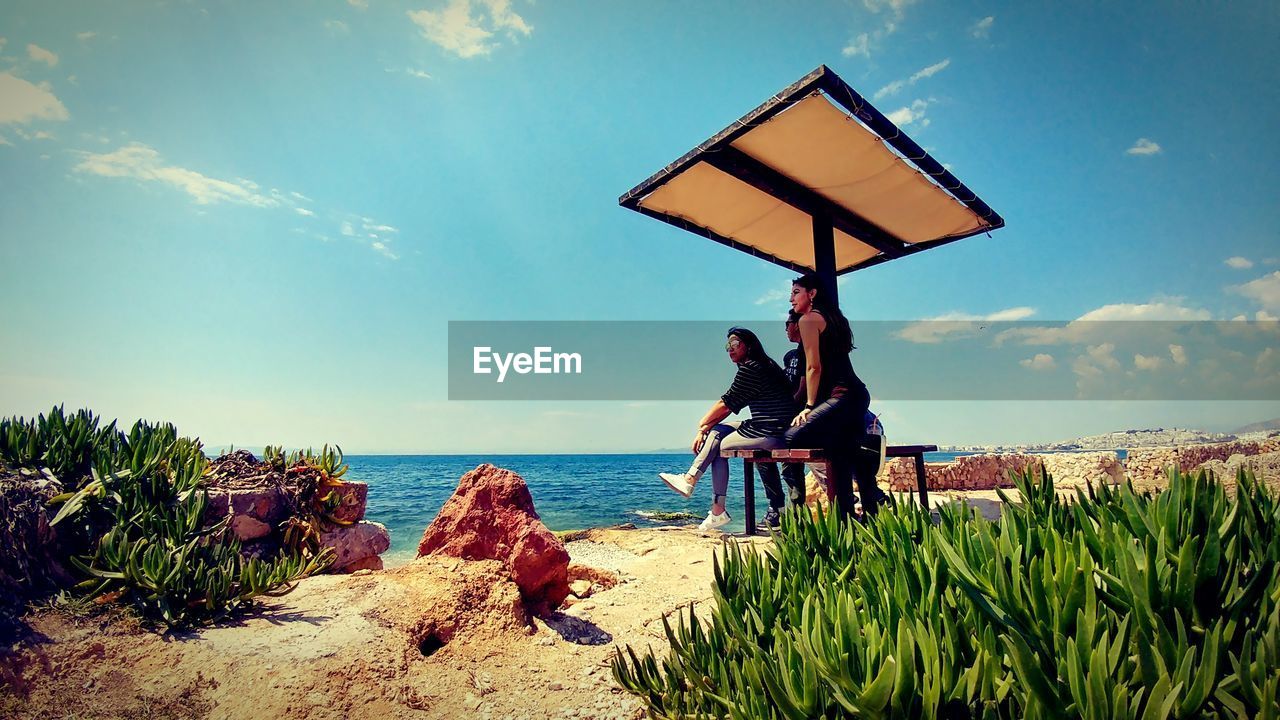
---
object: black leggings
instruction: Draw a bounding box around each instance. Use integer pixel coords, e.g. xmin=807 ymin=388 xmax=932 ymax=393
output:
xmin=784 ymin=384 xmax=872 ymax=519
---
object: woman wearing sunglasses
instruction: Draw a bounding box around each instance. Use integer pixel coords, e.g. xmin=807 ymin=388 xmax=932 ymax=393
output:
xmin=658 ymin=327 xmax=798 ymax=531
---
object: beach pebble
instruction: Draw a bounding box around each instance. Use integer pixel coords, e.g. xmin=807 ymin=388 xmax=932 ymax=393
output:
xmin=548 ymin=681 xmax=565 ymax=691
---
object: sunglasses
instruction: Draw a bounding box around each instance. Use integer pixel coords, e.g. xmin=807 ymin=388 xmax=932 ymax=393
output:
xmin=725 ymin=339 xmax=742 ymax=351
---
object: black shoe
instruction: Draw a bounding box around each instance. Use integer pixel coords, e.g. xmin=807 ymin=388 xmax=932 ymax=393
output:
xmin=761 ymin=507 xmax=782 ymax=529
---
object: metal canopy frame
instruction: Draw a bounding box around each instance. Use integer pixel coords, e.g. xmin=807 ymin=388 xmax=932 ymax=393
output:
xmin=619 ymin=65 xmax=1005 ymax=305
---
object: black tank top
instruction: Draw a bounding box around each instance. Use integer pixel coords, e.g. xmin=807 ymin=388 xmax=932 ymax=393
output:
xmin=812 ymin=309 xmax=863 ymax=400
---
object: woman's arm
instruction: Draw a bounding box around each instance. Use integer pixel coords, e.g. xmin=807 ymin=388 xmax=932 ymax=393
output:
xmin=692 ymin=400 xmax=732 ymax=452
xmin=698 ymin=400 xmax=732 ymax=433
xmin=793 ymin=313 xmax=824 ymax=426
xmin=799 ymin=314 xmax=824 ymax=408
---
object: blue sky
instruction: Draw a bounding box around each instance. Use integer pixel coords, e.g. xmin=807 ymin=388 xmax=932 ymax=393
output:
xmin=1 ymin=0 xmax=1278 ymax=452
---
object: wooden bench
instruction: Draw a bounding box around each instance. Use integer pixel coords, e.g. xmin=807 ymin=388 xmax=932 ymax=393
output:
xmin=722 ymin=444 xmax=936 ymax=534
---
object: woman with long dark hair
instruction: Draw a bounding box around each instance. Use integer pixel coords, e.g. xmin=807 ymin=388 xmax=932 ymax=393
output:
xmin=784 ymin=273 xmax=876 ymax=518
xmin=658 ymin=327 xmax=799 ymax=531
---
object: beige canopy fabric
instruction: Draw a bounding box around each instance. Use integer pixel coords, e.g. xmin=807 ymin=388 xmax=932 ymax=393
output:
xmin=621 ymin=66 xmax=1003 ymax=276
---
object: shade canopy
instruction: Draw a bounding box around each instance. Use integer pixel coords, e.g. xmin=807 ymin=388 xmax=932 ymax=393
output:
xmin=620 ymin=65 xmax=1004 ymax=277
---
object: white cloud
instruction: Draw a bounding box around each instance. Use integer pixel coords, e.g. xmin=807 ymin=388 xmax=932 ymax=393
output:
xmin=1258 ymin=310 xmax=1279 ymax=322
xmin=370 ymin=240 xmax=399 ymax=260
xmin=873 ymin=79 xmax=904 ymax=99
xmin=874 ymin=58 xmax=950 ymax=100
xmin=886 ymin=98 xmax=931 ymax=128
xmin=996 ymin=301 xmax=1211 ymax=346
xmin=13 ymin=128 xmax=55 ymax=141
xmin=1169 ymin=344 xmax=1187 ymax=366
xmin=0 ymin=135 xmax=10 ymax=146
xmin=1020 ymin=353 xmax=1055 ymax=371
xmin=1075 ymin=302 xmax=1211 ymax=322
xmin=1231 ymin=271 xmax=1280 ymax=310
xmin=1126 ymin=138 xmax=1161 ymax=156
xmin=1225 ymin=256 xmax=1254 ymax=270
xmin=862 ymin=0 xmax=919 ymax=21
xmin=985 ymin=307 xmax=1037 ymax=321
xmin=755 ymin=286 xmax=790 ymax=306
xmin=971 ymin=16 xmax=994 ymax=39
xmin=405 ymin=68 xmax=433 ymax=80
xmin=842 ymin=33 xmax=871 ymax=58
xmin=1134 ymin=353 xmax=1164 ymax=371
xmin=340 ymin=221 xmax=356 ymax=236
xmin=1072 ymin=343 xmax=1120 ymax=382
xmin=842 ymin=1 xmax=919 ymax=60
xmin=1258 ymin=348 xmax=1278 ymax=376
xmin=74 ymin=143 xmax=279 ymax=208
xmin=408 ymin=0 xmax=532 ymax=59
xmin=1086 ymin=344 xmax=1119 ymax=369
xmin=325 ymin=19 xmax=351 ymax=34
xmin=911 ymin=58 xmax=950 ymax=81
xmin=348 ymin=0 xmax=369 ymax=8
xmin=0 ymin=73 xmax=70 ymax=124
xmin=295 ymin=207 xmax=315 ymax=217
xmin=896 ymin=306 xmax=1035 ymax=344
xmin=77 ymin=31 xmax=97 ymax=42
xmin=27 ymin=44 xmax=59 ymax=66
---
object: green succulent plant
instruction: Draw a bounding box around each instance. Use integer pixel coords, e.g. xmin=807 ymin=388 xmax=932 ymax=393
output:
xmin=613 ymin=468 xmax=1280 ymax=719
xmin=2 ymin=406 xmax=333 ymax=629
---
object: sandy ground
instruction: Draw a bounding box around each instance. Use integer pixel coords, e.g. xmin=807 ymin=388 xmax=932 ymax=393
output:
xmin=0 ymin=487 xmax=1076 ymax=720
xmin=1 ymin=526 xmax=772 ymax=720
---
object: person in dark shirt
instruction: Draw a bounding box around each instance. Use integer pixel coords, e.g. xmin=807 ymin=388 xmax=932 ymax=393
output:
xmin=782 ymin=310 xmax=805 ymax=400
xmin=658 ymin=327 xmax=799 ymax=531
xmin=761 ymin=312 xmax=808 ymax=523
xmin=784 ymin=273 xmax=877 ymax=519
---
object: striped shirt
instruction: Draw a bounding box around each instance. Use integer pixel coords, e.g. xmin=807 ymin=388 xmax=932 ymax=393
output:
xmin=721 ymin=359 xmax=799 ymax=438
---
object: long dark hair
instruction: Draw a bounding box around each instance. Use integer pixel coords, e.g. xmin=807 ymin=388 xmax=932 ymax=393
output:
xmin=727 ymin=326 xmax=789 ymax=386
xmin=793 ymin=273 xmax=853 ymax=353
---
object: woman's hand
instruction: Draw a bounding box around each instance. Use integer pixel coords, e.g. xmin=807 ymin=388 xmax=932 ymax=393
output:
xmin=692 ymin=428 xmax=708 ymax=453
xmin=791 ymin=409 xmax=811 ymax=427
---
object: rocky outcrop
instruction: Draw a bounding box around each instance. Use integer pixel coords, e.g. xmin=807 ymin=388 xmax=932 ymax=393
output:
xmin=321 ymin=521 xmax=390 ymax=572
xmin=417 ymin=464 xmax=570 ymax=614
xmin=203 ymin=450 xmax=386 ymax=574
xmin=0 ymin=469 xmax=73 ymax=620
xmin=205 ymin=486 xmax=290 ymax=542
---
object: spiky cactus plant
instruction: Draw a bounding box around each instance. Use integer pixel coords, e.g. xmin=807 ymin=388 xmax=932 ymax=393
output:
xmin=614 ymin=468 xmax=1280 ymax=719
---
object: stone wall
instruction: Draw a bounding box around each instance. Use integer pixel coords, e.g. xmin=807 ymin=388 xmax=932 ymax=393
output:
xmin=1124 ymin=438 xmax=1280 ymax=487
xmin=885 ymin=453 xmax=1041 ymax=492
xmin=206 ymin=480 xmax=390 ymax=573
xmin=1041 ymin=452 xmax=1124 ymax=488
xmin=882 ymin=437 xmax=1280 ymax=494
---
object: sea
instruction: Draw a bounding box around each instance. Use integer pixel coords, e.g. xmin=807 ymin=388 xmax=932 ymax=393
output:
xmin=352 ymin=451 xmax=968 ymax=565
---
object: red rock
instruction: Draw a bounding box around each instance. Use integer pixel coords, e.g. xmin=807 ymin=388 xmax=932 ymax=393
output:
xmin=417 ymin=464 xmax=570 ymax=614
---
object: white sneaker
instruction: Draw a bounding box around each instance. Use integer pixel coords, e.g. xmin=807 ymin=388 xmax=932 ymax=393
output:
xmin=698 ymin=510 xmax=731 ymax=531
xmin=659 ymin=472 xmax=695 ymax=498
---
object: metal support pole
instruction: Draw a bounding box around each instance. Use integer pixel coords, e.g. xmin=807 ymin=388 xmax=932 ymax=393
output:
xmin=812 ymin=211 xmax=838 ymax=307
